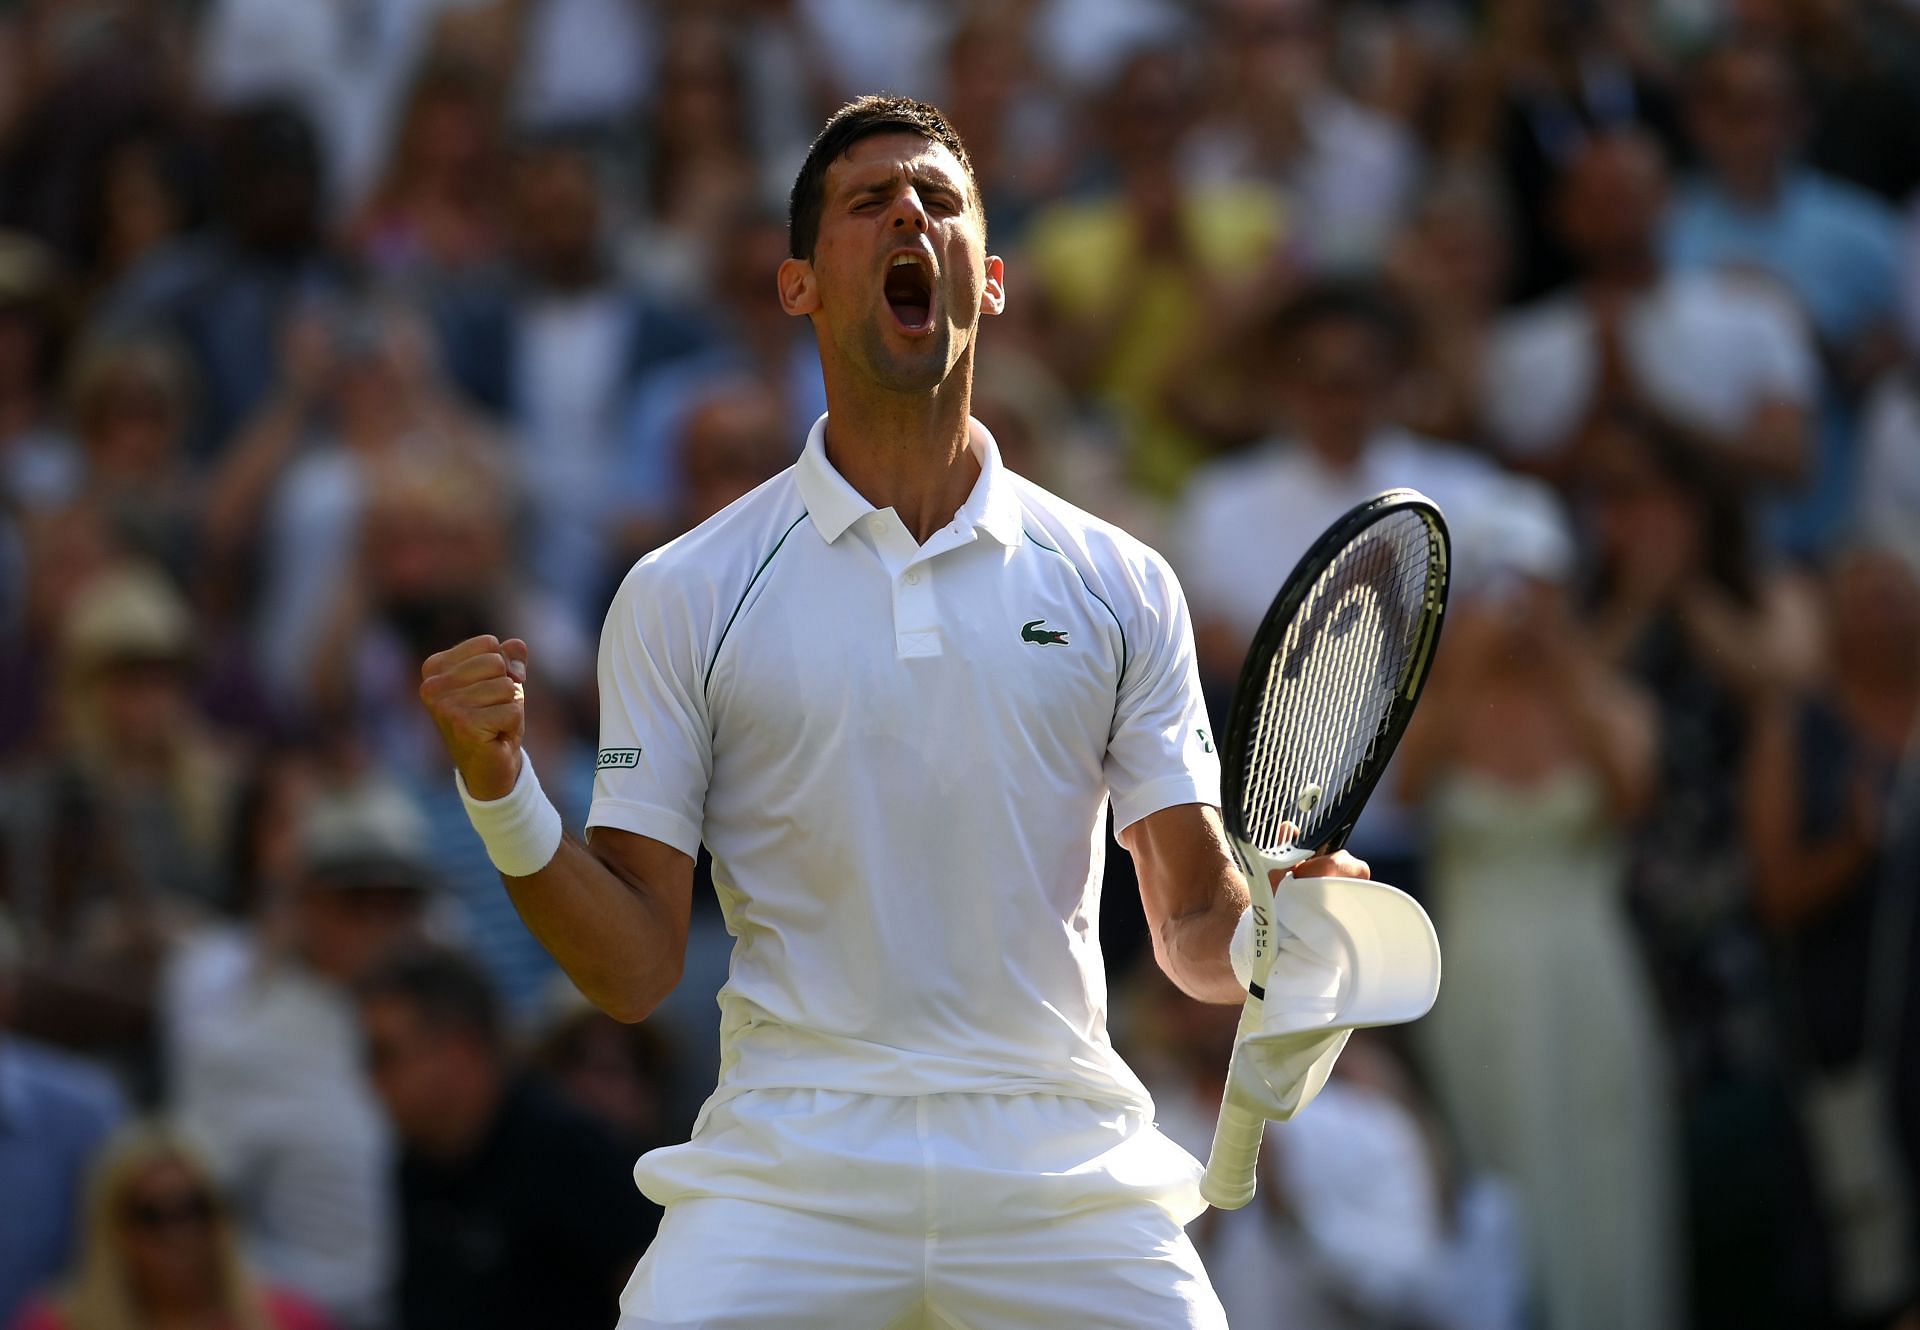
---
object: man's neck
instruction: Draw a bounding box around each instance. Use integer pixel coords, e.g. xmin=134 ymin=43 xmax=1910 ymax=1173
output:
xmin=820 ymin=363 xmax=980 ymax=544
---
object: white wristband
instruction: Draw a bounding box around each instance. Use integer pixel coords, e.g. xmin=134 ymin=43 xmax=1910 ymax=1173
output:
xmin=1230 ymin=905 xmax=1256 ymax=992
xmin=455 ymin=751 xmax=563 ymax=878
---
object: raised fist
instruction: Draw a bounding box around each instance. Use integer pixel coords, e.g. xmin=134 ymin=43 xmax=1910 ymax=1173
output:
xmin=419 ymin=635 xmax=528 ymax=800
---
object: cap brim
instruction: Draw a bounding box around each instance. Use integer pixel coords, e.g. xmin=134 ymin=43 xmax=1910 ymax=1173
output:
xmin=1271 ymin=876 xmax=1441 ymax=1028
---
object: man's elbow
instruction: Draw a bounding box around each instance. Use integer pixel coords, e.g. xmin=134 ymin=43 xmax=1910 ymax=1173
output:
xmin=592 ymin=961 xmax=684 ymax=1025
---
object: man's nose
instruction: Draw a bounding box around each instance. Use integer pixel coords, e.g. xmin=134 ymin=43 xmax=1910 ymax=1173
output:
xmin=888 ymin=190 xmax=928 ymax=232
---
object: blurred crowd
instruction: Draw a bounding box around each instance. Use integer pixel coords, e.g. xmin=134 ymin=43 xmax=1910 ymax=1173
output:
xmin=2 ymin=0 xmax=1919 ymax=1327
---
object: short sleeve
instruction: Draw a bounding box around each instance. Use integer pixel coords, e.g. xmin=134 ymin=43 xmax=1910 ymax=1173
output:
xmin=1103 ymin=551 xmax=1222 ymax=832
xmin=585 ymin=563 xmax=712 ymax=858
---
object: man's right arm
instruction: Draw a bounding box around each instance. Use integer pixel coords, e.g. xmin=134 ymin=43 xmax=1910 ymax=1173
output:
xmin=419 ymin=635 xmax=693 ymax=1023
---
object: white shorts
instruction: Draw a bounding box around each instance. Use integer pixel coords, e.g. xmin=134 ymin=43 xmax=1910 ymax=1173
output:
xmin=615 ymin=1088 xmax=1226 ymax=1329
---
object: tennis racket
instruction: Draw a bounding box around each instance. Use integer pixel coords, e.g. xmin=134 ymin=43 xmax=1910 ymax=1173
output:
xmin=1199 ymin=487 xmax=1452 ymax=1211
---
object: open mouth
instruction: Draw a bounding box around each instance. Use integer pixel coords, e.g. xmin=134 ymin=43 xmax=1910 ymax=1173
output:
xmin=883 ymin=253 xmax=934 ymax=333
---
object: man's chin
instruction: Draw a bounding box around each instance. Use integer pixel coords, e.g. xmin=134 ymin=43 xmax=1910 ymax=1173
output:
xmin=862 ymin=330 xmax=956 ymax=394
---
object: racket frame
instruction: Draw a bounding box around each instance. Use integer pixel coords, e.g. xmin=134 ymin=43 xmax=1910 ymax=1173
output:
xmin=1200 ymin=488 xmax=1450 ymax=1211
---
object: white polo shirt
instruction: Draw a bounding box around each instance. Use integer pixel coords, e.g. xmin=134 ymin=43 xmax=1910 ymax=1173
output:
xmin=587 ymin=415 xmax=1219 ymax=1112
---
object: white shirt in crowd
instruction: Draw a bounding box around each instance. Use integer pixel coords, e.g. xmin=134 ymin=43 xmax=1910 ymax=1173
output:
xmin=1173 ymin=428 xmax=1503 ymax=650
xmin=163 ymin=930 xmax=394 ymax=1330
xmin=587 ymin=415 xmax=1219 ymax=1115
xmin=1481 ymin=271 xmax=1819 ymax=462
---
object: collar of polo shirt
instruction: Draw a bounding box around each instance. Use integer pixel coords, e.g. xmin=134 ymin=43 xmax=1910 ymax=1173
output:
xmin=795 ymin=414 xmax=1026 ymax=548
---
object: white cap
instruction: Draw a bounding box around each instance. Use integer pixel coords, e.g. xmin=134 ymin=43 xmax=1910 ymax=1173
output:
xmin=1268 ymin=876 xmax=1442 ymax=1030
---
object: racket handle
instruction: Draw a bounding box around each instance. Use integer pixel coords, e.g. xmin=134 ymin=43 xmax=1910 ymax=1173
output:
xmin=1199 ymin=1096 xmax=1266 ymax=1211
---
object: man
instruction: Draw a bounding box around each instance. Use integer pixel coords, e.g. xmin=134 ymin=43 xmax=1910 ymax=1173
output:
xmin=1482 ymin=129 xmax=1817 ymax=499
xmin=164 ymin=774 xmax=436 ymax=1330
xmin=428 ymin=136 xmax=712 ymax=629
xmin=420 ymin=96 xmax=1379 ymax=1328
xmin=1175 ymin=280 xmax=1500 ymax=688
xmin=1666 ymin=34 xmax=1907 ymax=554
xmin=358 ymin=944 xmax=658 ymax=1330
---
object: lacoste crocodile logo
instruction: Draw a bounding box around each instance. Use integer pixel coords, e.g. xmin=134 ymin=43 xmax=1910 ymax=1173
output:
xmin=1021 ymin=619 xmax=1069 ymax=646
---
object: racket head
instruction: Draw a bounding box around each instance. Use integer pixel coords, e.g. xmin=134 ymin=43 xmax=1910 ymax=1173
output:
xmin=1220 ymin=488 xmax=1450 ymax=861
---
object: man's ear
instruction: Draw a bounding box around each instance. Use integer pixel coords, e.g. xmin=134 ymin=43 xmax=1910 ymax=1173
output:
xmin=778 ymin=257 xmax=820 ymax=316
xmin=980 ymin=254 xmax=1006 ymax=317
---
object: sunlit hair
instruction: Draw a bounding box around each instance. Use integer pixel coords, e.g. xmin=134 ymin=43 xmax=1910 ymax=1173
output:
xmin=787 ymin=94 xmax=979 ymax=260
xmin=58 ymin=1122 xmax=274 ymax=1330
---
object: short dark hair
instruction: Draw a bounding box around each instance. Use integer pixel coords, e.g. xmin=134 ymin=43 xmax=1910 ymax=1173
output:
xmin=1269 ymin=280 xmax=1417 ymax=372
xmin=787 ymin=94 xmax=978 ymax=260
xmin=358 ymin=943 xmax=505 ymax=1054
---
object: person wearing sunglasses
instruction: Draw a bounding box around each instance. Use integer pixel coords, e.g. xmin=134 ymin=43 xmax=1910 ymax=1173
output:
xmin=7 ymin=1123 xmax=333 ymax=1330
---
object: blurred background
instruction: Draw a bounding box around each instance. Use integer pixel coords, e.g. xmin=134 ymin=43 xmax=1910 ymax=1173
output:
xmin=1 ymin=0 xmax=1918 ymax=1327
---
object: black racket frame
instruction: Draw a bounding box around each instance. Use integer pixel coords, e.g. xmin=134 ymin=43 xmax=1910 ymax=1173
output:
xmin=1219 ymin=487 xmax=1452 ymax=859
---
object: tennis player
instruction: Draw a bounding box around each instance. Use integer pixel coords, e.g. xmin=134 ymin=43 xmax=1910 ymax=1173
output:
xmin=420 ymin=96 xmax=1373 ymax=1329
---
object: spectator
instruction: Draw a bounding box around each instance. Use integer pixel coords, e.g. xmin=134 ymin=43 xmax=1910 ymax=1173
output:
xmin=357 ymin=945 xmax=658 ymax=1330
xmin=622 ymin=17 xmax=761 ymax=305
xmin=1482 ymin=130 xmax=1817 ymax=498
xmin=301 ymin=434 xmax=589 ymax=1017
xmin=100 ymin=104 xmax=347 ymax=460
xmin=1386 ymin=168 xmax=1514 ymax=446
xmin=938 ymin=14 xmax=1069 ymax=245
xmin=616 ymin=206 xmax=823 ymax=543
xmin=63 ymin=335 xmax=200 ymax=581
xmin=532 ymin=985 xmax=683 ymax=1154
xmin=1023 ymin=47 xmax=1290 ymax=497
xmin=1174 ymin=281 xmax=1500 ymax=687
xmin=8 ymin=1122 xmax=333 ymax=1330
xmin=1443 ymin=0 xmax=1683 ymax=301
xmin=201 ymin=296 xmax=501 ymax=716
xmin=1671 ymin=37 xmax=1905 ymax=382
xmin=1186 ymin=0 xmax=1423 ymax=273
xmin=163 ymin=774 xmax=440 ymax=1330
xmin=1399 ymin=481 xmax=1680 ymax=1330
xmin=430 ymin=136 xmax=711 ymax=626
xmin=0 ymin=911 xmax=126 ymax=1329
xmin=1720 ymin=0 xmax=1920 ymax=205
xmin=1744 ymin=546 xmax=1920 ymax=1328
xmin=0 ymin=3 xmax=192 ymax=271
xmin=1668 ymin=35 xmax=1907 ymax=553
xmin=0 ymin=563 xmax=240 ymax=1068
xmin=350 ymin=59 xmax=509 ymax=283
xmin=1580 ymin=408 xmax=1824 ymax=1327
xmin=195 ymin=0 xmax=468 ymax=214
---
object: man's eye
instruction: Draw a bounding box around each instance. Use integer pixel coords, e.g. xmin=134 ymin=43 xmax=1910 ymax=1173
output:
xmin=853 ymin=199 xmax=884 ymax=212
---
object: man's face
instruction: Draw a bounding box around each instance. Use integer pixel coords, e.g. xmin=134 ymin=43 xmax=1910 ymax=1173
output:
xmin=295 ymin=885 xmax=426 ymax=982
xmin=1558 ymin=138 xmax=1668 ymax=271
xmin=1690 ymin=50 xmax=1798 ymax=185
xmin=782 ymin=133 xmax=1003 ymax=395
xmin=362 ymin=995 xmax=460 ymax=1146
xmin=1276 ymin=318 xmax=1392 ymax=457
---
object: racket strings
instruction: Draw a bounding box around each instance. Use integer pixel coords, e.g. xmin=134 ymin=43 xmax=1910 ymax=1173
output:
xmin=1238 ymin=510 xmax=1437 ymax=852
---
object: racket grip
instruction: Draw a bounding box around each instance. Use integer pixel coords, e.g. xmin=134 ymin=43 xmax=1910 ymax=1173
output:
xmin=1199 ymin=1099 xmax=1266 ymax=1211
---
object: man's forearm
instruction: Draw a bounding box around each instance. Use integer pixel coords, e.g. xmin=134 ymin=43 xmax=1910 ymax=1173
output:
xmin=1157 ymin=886 xmax=1251 ymax=1005
xmin=501 ymin=833 xmax=687 ymax=1022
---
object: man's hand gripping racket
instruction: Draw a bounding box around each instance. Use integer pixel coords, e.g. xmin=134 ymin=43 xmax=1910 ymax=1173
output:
xmin=1200 ymin=489 xmax=1452 ymax=1211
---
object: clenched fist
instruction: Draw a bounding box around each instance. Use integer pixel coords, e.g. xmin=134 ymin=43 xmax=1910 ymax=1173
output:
xmin=420 ymin=635 xmax=529 ymax=800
